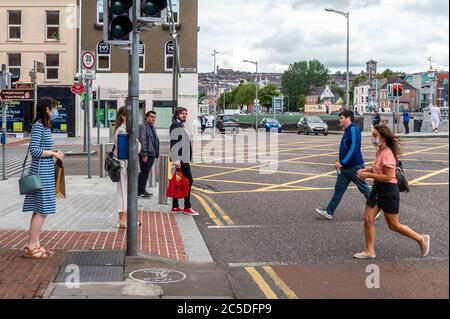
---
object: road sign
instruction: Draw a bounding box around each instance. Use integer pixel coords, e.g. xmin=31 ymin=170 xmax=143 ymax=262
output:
xmin=82 ymin=51 xmax=96 ymax=70
xmin=82 ymin=69 xmax=96 ymax=80
xmin=71 ymin=83 xmax=86 ymax=95
xmin=14 ymin=83 xmax=33 ymax=89
xmin=36 ymin=62 xmax=45 ymax=73
xmin=0 ymin=89 xmax=34 ymax=101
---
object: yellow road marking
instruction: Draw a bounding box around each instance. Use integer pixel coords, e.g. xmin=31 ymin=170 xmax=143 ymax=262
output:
xmin=409 ymin=168 xmax=450 ymax=185
xmin=245 ymin=267 xmax=278 ymax=299
xmin=201 ymin=194 xmax=235 ymax=225
xmin=191 ymin=192 xmax=223 ymax=226
xmin=414 ymin=182 xmax=449 ymax=186
xmin=263 ymin=267 xmax=298 ymax=299
xmin=401 ymin=158 xmax=449 ymax=163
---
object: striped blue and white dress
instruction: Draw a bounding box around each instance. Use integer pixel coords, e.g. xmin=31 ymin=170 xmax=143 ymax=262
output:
xmin=23 ymin=122 xmax=56 ymax=215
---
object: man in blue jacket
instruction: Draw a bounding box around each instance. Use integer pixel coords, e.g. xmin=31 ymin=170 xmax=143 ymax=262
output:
xmin=315 ymin=110 xmax=372 ymax=220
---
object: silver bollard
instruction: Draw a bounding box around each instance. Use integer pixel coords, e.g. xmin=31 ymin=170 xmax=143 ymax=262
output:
xmin=100 ymin=144 xmax=106 ymax=178
xmin=158 ymin=155 xmax=169 ymax=205
xmin=148 ymin=162 xmax=156 ymax=188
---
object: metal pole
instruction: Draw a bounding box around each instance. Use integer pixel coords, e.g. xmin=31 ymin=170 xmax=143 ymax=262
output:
xmin=212 ymin=50 xmax=218 ymax=137
xmin=97 ymin=86 xmax=101 ymax=145
xmin=83 ymin=93 xmax=87 ymax=152
xmin=126 ymin=2 xmax=139 ymax=257
xmin=158 ymin=155 xmax=169 ymax=205
xmin=33 ymin=61 xmax=38 ymax=122
xmin=1 ymin=103 xmax=7 ymax=180
xmin=86 ymin=80 xmax=92 ymax=179
xmin=255 ymin=62 xmax=259 ymax=134
xmin=346 ymin=12 xmax=350 ymax=111
xmin=100 ymin=143 xmax=106 ymax=178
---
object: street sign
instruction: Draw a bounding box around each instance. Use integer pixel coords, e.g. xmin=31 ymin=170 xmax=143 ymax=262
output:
xmin=82 ymin=51 xmax=96 ymax=70
xmin=0 ymin=89 xmax=34 ymax=101
xmin=71 ymin=83 xmax=86 ymax=95
xmin=36 ymin=62 xmax=45 ymax=73
xmin=82 ymin=69 xmax=96 ymax=80
xmin=14 ymin=83 xmax=33 ymax=89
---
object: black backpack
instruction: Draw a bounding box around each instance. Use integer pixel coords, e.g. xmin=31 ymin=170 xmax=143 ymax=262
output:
xmin=396 ymin=161 xmax=410 ymax=193
xmin=105 ymin=145 xmax=121 ymax=183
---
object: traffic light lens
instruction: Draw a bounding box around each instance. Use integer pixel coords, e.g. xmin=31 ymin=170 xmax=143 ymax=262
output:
xmin=111 ymin=0 xmax=133 ymax=15
xmin=110 ymin=16 xmax=133 ymax=39
xmin=142 ymin=0 xmax=167 ymax=16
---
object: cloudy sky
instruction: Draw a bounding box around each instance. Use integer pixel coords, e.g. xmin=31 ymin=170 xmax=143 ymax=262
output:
xmin=197 ymin=0 xmax=449 ymax=74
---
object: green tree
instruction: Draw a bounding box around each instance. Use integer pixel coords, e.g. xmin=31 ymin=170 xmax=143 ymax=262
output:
xmin=217 ymin=90 xmax=235 ymax=111
xmin=331 ymin=85 xmax=345 ymax=100
xmin=377 ymin=69 xmax=396 ymax=79
xmin=259 ymin=84 xmax=281 ymax=112
xmin=233 ymin=83 xmax=256 ymax=109
xmin=281 ymin=60 xmax=329 ymax=112
xmin=298 ymin=94 xmax=306 ymax=112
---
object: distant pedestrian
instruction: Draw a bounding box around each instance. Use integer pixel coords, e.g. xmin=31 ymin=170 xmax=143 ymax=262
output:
xmin=372 ymin=110 xmax=381 ymax=128
xmin=114 ymin=106 xmax=128 ymax=229
xmin=170 ymin=107 xmax=199 ymax=216
xmin=403 ymin=107 xmax=411 ymax=134
xmin=430 ymin=104 xmax=442 ymax=133
xmin=23 ymin=97 xmax=65 ymax=259
xmin=315 ymin=110 xmax=378 ymax=220
xmin=200 ymin=115 xmax=207 ymax=134
xmin=354 ymin=125 xmax=430 ymax=259
xmin=138 ymin=111 xmax=160 ymax=198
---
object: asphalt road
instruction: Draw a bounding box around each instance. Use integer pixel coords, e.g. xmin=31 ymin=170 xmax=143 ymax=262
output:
xmin=189 ymin=133 xmax=449 ymax=299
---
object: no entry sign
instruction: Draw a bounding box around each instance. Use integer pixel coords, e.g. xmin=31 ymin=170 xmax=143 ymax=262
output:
xmin=71 ymin=83 xmax=86 ymax=95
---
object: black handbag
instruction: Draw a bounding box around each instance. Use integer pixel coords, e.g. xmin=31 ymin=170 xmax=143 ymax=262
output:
xmin=105 ymin=145 xmax=121 ymax=183
xmin=396 ymin=161 xmax=410 ymax=193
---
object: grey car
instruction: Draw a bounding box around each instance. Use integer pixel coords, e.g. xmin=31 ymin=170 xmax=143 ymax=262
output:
xmin=297 ymin=116 xmax=328 ymax=135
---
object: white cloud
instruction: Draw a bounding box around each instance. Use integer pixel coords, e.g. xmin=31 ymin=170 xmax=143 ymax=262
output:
xmin=198 ymin=0 xmax=449 ymax=73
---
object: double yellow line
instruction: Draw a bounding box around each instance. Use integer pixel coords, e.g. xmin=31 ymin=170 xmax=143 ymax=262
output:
xmin=191 ymin=192 xmax=234 ymax=226
xmin=245 ymin=267 xmax=298 ymax=299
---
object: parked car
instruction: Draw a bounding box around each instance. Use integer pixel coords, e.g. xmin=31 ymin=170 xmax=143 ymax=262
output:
xmin=216 ymin=114 xmax=240 ymax=134
xmin=259 ymin=118 xmax=283 ymax=133
xmin=297 ymin=116 xmax=328 ymax=135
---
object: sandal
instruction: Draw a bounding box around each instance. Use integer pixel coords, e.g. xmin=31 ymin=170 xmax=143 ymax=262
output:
xmin=37 ymin=246 xmax=54 ymax=257
xmin=24 ymin=247 xmax=51 ymax=259
xmin=116 ymin=221 xmax=127 ymax=229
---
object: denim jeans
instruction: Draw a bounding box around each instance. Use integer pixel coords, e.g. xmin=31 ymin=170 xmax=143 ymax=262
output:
xmin=326 ymin=165 xmax=371 ymax=216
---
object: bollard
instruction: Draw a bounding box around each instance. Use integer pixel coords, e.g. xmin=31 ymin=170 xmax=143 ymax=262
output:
xmin=147 ymin=162 xmax=156 ymax=188
xmin=158 ymin=155 xmax=169 ymax=205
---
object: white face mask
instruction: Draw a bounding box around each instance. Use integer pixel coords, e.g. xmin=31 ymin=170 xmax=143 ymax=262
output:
xmin=372 ymin=138 xmax=381 ymax=147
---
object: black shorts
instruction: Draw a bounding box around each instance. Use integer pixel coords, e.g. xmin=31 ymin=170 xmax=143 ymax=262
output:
xmin=366 ymin=182 xmax=400 ymax=214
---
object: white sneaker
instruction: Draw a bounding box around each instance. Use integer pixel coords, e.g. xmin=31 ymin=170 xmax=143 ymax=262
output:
xmin=375 ymin=212 xmax=382 ymax=220
xmin=315 ymin=209 xmax=333 ymax=220
xmin=420 ymin=235 xmax=431 ymax=257
xmin=353 ymin=252 xmax=377 ymax=259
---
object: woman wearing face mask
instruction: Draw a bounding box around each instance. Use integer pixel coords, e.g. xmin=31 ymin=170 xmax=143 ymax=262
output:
xmin=354 ymin=125 xmax=430 ymax=259
xmin=23 ymin=97 xmax=65 ymax=259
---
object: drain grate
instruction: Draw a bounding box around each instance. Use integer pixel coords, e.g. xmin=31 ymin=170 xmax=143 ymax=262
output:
xmin=55 ymin=251 xmax=125 ymax=283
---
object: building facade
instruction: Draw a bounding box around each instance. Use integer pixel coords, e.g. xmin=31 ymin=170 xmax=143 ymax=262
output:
xmin=0 ymin=0 xmax=78 ymax=136
xmin=436 ymin=72 xmax=449 ymax=108
xmin=353 ymin=81 xmax=370 ymax=115
xmin=80 ymin=0 xmax=198 ymax=138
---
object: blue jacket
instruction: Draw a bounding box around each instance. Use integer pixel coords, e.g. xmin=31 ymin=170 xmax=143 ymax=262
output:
xmin=339 ymin=123 xmax=365 ymax=169
xmin=403 ymin=111 xmax=410 ymax=122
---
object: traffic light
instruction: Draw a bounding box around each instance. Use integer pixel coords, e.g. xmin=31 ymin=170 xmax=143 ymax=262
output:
xmin=397 ymin=84 xmax=404 ymax=98
xmin=393 ymin=84 xmax=399 ymax=98
xmin=137 ymin=0 xmax=168 ymax=22
xmin=103 ymin=0 xmax=133 ymax=45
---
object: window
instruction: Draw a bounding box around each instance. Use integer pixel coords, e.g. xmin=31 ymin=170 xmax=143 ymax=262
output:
xmin=139 ymin=42 xmax=145 ymax=71
xmin=97 ymin=0 xmax=104 ymax=24
xmin=93 ymin=100 xmax=117 ymax=128
xmin=46 ymin=54 xmax=59 ymax=80
xmin=46 ymin=11 xmax=60 ymax=40
xmin=8 ymin=11 xmax=22 ymax=40
xmin=165 ymin=41 xmax=174 ymax=71
xmin=8 ymin=53 xmax=21 ymax=79
xmin=97 ymin=41 xmax=110 ymax=71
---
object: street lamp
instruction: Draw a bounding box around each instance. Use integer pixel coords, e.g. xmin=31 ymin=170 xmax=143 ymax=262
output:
xmin=212 ymin=50 xmax=219 ymax=136
xmin=243 ymin=59 xmax=259 ymax=132
xmin=325 ymin=8 xmax=350 ymax=111
xmin=427 ymin=57 xmax=437 ymax=108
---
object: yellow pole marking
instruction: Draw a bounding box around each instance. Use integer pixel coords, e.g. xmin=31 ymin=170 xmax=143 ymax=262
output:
xmin=201 ymin=194 xmax=235 ymax=225
xmin=245 ymin=267 xmax=278 ymax=299
xmin=191 ymin=192 xmax=223 ymax=226
xmin=263 ymin=267 xmax=298 ymax=299
xmin=409 ymin=168 xmax=450 ymax=185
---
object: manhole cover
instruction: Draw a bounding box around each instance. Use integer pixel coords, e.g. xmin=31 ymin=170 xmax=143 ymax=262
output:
xmin=129 ymin=268 xmax=187 ymax=284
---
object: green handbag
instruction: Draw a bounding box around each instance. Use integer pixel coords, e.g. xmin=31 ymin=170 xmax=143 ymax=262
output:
xmin=19 ymin=133 xmax=43 ymax=196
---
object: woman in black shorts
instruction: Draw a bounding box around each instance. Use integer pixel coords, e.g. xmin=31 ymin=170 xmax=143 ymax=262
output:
xmin=354 ymin=125 xmax=430 ymax=259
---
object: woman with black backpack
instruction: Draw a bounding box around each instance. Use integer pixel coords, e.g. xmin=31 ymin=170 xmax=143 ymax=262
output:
xmin=354 ymin=125 xmax=430 ymax=259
